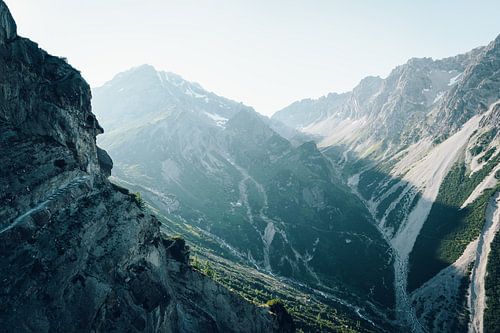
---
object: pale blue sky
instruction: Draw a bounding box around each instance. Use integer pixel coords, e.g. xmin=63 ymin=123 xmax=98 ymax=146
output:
xmin=5 ymin=0 xmax=499 ymax=115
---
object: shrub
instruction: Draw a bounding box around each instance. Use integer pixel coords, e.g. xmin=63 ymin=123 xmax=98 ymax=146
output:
xmin=133 ymin=192 xmax=145 ymax=209
xmin=265 ymin=298 xmax=284 ymax=308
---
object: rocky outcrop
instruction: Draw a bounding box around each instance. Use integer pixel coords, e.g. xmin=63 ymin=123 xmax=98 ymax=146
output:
xmin=433 ymin=35 xmax=500 ymax=136
xmin=0 ymin=0 xmax=15 ymax=43
xmin=0 ymin=1 xmax=290 ymax=332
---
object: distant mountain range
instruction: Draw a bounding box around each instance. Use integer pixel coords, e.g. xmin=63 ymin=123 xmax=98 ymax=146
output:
xmin=93 ymin=33 xmax=500 ymax=333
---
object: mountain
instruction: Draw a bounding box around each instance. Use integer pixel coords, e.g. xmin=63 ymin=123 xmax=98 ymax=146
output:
xmin=273 ymin=48 xmax=486 ymax=151
xmin=274 ymin=36 xmax=500 ymax=332
xmin=92 ymin=65 xmax=396 ymax=330
xmin=0 ymin=2 xmax=293 ymax=332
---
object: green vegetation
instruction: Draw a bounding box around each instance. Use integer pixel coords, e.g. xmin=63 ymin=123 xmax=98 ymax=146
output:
xmin=433 ymin=134 xmax=449 ymax=145
xmin=132 ymin=191 xmax=145 ymax=209
xmin=148 ymin=206 xmax=391 ymax=332
xmin=469 ymin=129 xmax=497 ymax=156
xmin=265 ymin=298 xmax=284 ymax=307
xmin=111 ymin=140 xmax=394 ymax=332
xmin=409 ymin=153 xmax=500 ymax=291
xmin=375 ymin=182 xmax=404 ymax=219
xmin=190 ymin=248 xmax=383 ymax=333
xmin=264 ymin=152 xmax=395 ymax=307
xmin=355 ymin=159 xmax=400 ymax=201
xmin=191 ymin=257 xmax=217 ymax=279
xmin=357 ymin=167 xmax=390 ymax=200
xmin=478 ymin=147 xmax=497 ymax=163
xmin=484 ymin=231 xmax=500 ymax=333
xmin=384 ymin=190 xmax=421 ymax=233
xmin=264 ymin=298 xmax=296 ymax=331
xmin=108 ymin=124 xmax=394 ymax=309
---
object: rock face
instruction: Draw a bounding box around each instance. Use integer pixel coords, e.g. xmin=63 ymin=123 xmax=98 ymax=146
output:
xmin=272 ymin=42 xmax=494 ymax=153
xmin=0 ymin=1 xmax=291 ymax=332
xmin=0 ymin=0 xmax=15 ymax=43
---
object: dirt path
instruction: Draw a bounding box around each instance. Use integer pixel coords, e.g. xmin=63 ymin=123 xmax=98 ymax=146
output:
xmin=0 ymin=176 xmax=91 ymax=235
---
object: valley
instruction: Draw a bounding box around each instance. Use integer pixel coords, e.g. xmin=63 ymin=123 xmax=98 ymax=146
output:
xmin=274 ymin=37 xmax=499 ymax=332
xmin=1 ymin=0 xmax=498 ymax=332
xmin=94 ymin=34 xmax=498 ymax=332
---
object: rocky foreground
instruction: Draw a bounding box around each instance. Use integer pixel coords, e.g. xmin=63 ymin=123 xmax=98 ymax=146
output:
xmin=0 ymin=1 xmax=293 ymax=332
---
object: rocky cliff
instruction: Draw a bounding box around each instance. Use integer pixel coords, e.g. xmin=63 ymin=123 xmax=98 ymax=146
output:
xmin=272 ymin=40 xmax=495 ymax=155
xmin=0 ymin=2 xmax=292 ymax=332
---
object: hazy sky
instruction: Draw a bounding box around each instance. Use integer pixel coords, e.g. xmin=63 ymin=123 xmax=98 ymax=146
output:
xmin=5 ymin=0 xmax=500 ymax=116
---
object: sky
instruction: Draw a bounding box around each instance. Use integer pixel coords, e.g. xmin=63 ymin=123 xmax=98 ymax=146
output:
xmin=4 ymin=0 xmax=500 ymax=116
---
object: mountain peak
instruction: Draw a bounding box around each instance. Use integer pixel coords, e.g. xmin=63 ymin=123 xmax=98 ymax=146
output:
xmin=104 ymin=63 xmax=158 ymax=86
xmin=487 ymin=33 xmax=500 ymax=51
xmin=101 ymin=64 xmax=200 ymax=92
xmin=130 ymin=63 xmax=157 ymax=73
xmin=0 ymin=0 xmax=16 ymax=43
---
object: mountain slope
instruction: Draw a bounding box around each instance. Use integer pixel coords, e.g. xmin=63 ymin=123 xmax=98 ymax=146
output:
xmin=145 ymin=204 xmax=395 ymax=333
xmin=274 ymin=36 xmax=500 ymax=332
xmin=0 ymin=2 xmax=291 ymax=332
xmin=93 ymin=65 xmax=396 ymax=321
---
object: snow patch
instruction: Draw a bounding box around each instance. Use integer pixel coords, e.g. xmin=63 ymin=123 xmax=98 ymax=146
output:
xmin=448 ymin=72 xmax=463 ymax=86
xmin=204 ymin=111 xmax=228 ymax=128
xmin=432 ymin=91 xmax=445 ymax=104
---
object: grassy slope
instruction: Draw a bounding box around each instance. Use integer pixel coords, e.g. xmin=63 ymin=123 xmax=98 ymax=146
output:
xmin=152 ymin=206 xmax=395 ymax=333
xmin=408 ymin=154 xmax=500 ymax=291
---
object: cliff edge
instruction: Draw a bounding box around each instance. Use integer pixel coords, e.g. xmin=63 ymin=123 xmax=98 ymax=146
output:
xmin=0 ymin=1 xmax=293 ymax=332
